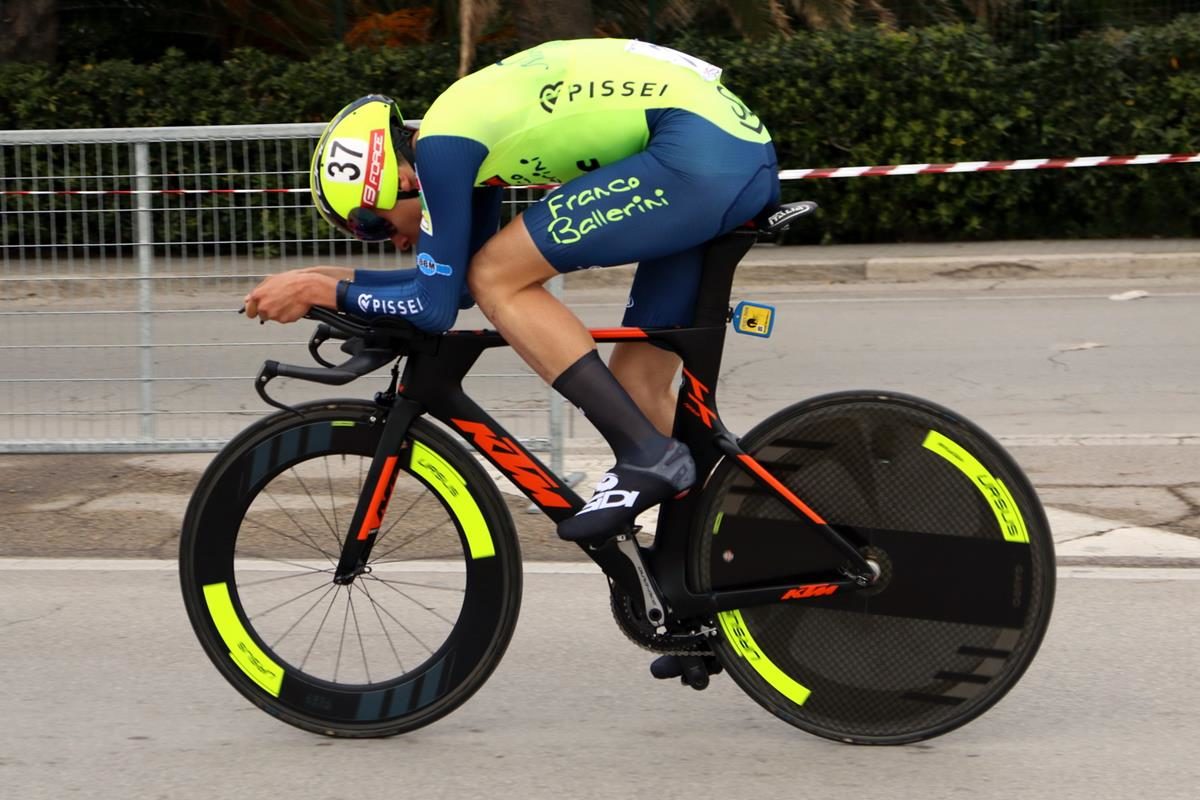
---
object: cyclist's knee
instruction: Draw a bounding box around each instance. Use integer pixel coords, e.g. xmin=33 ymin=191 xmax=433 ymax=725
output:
xmin=468 ymin=245 xmax=557 ymax=304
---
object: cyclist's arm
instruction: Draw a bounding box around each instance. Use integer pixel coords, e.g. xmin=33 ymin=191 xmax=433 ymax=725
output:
xmin=348 ymin=184 xmax=501 ymax=305
xmin=337 ymin=135 xmax=488 ymax=331
xmin=243 ymin=269 xmax=338 ymax=323
xmin=299 ymin=266 xmax=355 ymax=281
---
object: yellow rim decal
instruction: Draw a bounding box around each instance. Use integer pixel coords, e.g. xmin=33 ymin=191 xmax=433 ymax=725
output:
xmin=410 ymin=440 xmax=495 ymax=559
xmin=718 ymin=609 xmax=811 ymax=706
xmin=922 ymin=430 xmax=1030 ymax=544
xmin=713 ymin=511 xmax=724 ymax=534
xmin=331 ymin=420 xmax=356 ymax=427
xmin=203 ymin=582 xmax=284 ymax=697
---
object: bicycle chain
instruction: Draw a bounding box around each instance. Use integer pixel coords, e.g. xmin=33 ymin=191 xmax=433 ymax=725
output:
xmin=609 ymin=588 xmax=715 ymax=657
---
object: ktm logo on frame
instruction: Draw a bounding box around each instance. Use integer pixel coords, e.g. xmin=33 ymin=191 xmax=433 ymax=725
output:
xmin=780 ymin=583 xmax=838 ymax=601
xmin=451 ymin=418 xmax=571 ymax=508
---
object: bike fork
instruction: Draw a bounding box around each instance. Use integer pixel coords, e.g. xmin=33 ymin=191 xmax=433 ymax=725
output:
xmin=333 ymin=396 xmax=423 ymax=584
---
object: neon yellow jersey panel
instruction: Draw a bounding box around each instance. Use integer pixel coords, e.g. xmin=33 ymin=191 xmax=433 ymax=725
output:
xmin=418 ymin=39 xmax=771 ymax=188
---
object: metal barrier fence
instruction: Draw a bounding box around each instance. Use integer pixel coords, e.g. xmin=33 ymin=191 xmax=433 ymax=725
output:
xmin=0 ymin=124 xmax=565 ymax=465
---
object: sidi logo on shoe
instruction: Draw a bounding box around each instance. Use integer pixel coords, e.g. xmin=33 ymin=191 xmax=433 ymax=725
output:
xmin=579 ymin=472 xmax=640 ymax=515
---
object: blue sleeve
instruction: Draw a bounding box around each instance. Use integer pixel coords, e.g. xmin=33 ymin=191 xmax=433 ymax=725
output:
xmin=338 ymin=135 xmax=488 ymax=332
xmin=469 ymin=186 xmax=503 ymax=255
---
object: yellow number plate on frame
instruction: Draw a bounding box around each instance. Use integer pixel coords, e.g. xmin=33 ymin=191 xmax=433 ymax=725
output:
xmin=732 ymin=301 xmax=775 ymax=338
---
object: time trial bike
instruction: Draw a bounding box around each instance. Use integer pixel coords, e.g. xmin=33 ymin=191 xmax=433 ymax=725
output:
xmin=179 ymin=201 xmax=1055 ymax=744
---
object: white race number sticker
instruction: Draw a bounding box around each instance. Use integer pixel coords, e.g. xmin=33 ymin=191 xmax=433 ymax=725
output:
xmin=625 ymin=41 xmax=722 ymax=82
xmin=323 ymin=137 xmax=367 ymax=184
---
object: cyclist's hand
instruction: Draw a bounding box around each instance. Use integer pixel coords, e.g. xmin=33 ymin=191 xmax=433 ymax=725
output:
xmin=243 ymin=270 xmax=337 ymax=324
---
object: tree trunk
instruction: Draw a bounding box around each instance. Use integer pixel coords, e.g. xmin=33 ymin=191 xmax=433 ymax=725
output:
xmin=0 ymin=0 xmax=59 ymax=63
xmin=512 ymin=0 xmax=593 ymax=50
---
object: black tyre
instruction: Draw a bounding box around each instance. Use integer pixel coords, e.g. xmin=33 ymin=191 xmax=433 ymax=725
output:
xmin=691 ymin=391 xmax=1055 ymax=744
xmin=180 ymin=400 xmax=522 ymax=737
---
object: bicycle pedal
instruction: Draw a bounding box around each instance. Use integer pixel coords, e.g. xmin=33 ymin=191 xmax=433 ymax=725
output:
xmin=650 ymin=654 xmax=722 ymax=690
xmin=681 ymin=662 xmax=711 ymax=691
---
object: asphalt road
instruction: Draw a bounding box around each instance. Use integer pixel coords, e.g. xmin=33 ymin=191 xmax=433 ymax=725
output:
xmin=6 ymin=272 xmax=1200 ymax=442
xmin=4 ymin=273 xmax=1199 ymax=558
xmin=2 ymin=270 xmax=1199 ymax=798
xmin=0 ymin=562 xmax=1196 ymax=800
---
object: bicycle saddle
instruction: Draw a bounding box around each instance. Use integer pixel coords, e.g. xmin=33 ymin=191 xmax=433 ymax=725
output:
xmin=748 ymin=200 xmax=818 ymax=234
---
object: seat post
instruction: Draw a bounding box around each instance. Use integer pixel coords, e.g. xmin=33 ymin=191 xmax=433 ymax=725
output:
xmin=691 ymin=230 xmax=758 ymax=328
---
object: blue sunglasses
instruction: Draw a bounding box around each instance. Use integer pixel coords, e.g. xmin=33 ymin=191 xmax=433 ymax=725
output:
xmin=345 ymin=207 xmax=398 ymax=242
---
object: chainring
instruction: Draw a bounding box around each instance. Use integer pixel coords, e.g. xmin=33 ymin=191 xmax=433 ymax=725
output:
xmin=608 ymin=584 xmax=714 ymax=657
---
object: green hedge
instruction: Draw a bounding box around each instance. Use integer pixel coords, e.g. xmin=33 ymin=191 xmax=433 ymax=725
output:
xmin=4 ymin=21 xmax=1200 ymax=244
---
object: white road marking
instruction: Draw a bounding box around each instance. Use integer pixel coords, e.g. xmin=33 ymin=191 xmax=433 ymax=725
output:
xmin=0 ymin=558 xmax=1193 ymax=578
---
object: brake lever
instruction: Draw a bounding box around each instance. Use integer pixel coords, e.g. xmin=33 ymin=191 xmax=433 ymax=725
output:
xmin=255 ymin=362 xmax=302 ymax=416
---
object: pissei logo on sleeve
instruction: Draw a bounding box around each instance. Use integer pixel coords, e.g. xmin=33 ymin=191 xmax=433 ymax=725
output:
xmin=356 ymin=292 xmax=426 ymax=316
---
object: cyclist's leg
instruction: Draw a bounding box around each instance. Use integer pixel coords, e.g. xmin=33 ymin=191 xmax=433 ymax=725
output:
xmin=608 ymin=244 xmax=706 ymax=434
xmin=468 ymin=229 xmax=694 ymax=544
xmin=467 ymin=216 xmax=692 ymax=543
xmin=470 ymin=110 xmax=778 ymax=541
xmin=609 ymin=341 xmax=681 ymax=435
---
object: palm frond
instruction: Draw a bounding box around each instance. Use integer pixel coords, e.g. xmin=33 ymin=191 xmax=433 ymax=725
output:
xmin=716 ymin=0 xmax=792 ymax=38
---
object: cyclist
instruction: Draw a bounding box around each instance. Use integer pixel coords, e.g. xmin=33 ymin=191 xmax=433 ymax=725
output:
xmin=242 ymin=38 xmax=780 ymax=544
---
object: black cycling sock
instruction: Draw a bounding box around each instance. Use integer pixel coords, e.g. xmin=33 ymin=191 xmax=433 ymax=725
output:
xmin=557 ymin=440 xmax=696 ymax=542
xmin=551 ymin=350 xmax=669 ymax=467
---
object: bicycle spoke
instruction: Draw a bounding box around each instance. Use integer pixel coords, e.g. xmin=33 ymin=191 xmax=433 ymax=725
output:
xmin=324 ymin=457 xmax=341 ymax=539
xmin=373 ymin=486 xmax=431 ymax=546
xmin=356 ymin=580 xmax=439 ymax=656
xmin=288 ymin=467 xmax=341 ymax=543
xmin=354 ymin=581 xmax=408 ymax=674
xmin=248 ymin=577 xmax=336 ymax=622
xmin=362 ymin=576 xmax=466 ymax=594
xmin=346 ymin=589 xmax=371 ymax=685
xmin=364 ymin=573 xmax=459 ymax=627
xmin=334 ymin=593 xmax=352 ymax=683
xmin=369 ymin=517 xmax=457 ymax=564
xmin=263 ymin=582 xmax=339 ymax=653
xmin=300 ymin=587 xmax=342 ymax=673
xmin=250 ymin=496 xmax=340 ymax=566
xmin=371 ymin=552 xmax=464 ymax=565
xmin=234 ymin=565 xmax=336 ymax=589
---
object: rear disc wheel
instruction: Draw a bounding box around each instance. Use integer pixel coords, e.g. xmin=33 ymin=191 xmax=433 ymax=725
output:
xmin=692 ymin=391 xmax=1055 ymax=744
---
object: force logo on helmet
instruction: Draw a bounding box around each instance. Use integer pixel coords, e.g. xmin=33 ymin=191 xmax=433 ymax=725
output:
xmin=361 ymin=128 xmax=387 ymax=208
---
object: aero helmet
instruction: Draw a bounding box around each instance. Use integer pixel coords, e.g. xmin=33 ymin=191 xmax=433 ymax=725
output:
xmin=310 ymin=94 xmax=418 ymax=241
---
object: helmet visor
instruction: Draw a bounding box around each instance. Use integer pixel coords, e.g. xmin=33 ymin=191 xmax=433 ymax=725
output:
xmin=345 ymin=207 xmax=397 ymax=242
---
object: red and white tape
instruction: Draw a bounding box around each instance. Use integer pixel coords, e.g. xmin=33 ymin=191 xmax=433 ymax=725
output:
xmin=0 ymin=187 xmax=305 ymax=196
xmin=2 ymin=152 xmax=1198 ymax=196
xmin=778 ymin=152 xmax=1200 ymax=180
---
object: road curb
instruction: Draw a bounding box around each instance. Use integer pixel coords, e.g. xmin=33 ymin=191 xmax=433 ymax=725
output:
xmin=865 ymin=251 xmax=1200 ymax=282
xmin=556 ymin=247 xmax=1200 ymax=288
xmin=1056 ymin=556 xmax=1200 ymax=568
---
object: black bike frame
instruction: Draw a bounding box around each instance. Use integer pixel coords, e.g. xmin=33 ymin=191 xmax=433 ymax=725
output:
xmin=288 ymin=227 xmax=877 ymax=629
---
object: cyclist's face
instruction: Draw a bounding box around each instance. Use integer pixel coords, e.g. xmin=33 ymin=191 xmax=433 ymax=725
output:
xmin=379 ymin=196 xmax=422 ymax=252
